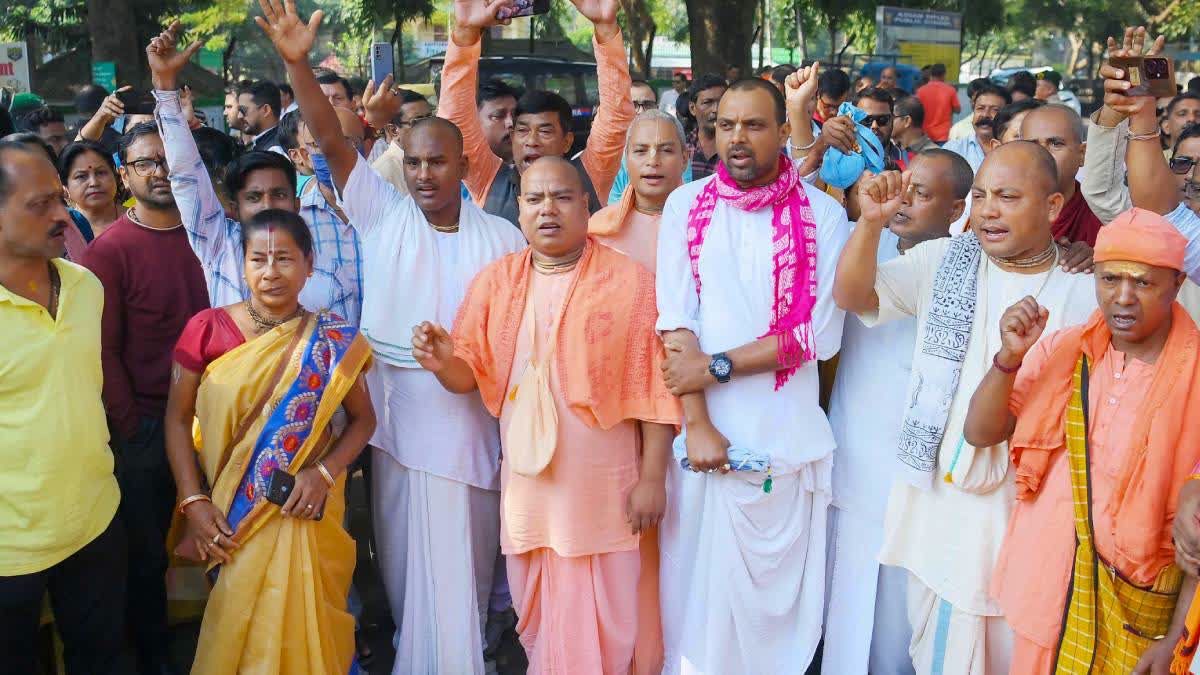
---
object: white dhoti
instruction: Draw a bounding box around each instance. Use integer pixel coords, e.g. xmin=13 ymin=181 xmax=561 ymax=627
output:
xmin=906 ymin=574 xmax=1012 ymax=675
xmin=660 ymin=456 xmax=831 ymax=675
xmin=372 ymin=450 xmax=501 ymax=674
xmin=822 ymin=506 xmax=913 ymax=675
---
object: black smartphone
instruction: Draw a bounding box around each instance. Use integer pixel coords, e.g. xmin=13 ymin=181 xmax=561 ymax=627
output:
xmin=117 ymin=89 xmax=157 ymax=116
xmin=506 ymin=0 xmax=551 ymax=18
xmin=265 ymin=468 xmax=324 ymax=520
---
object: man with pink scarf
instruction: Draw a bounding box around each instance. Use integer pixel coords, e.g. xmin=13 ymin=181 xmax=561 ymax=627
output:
xmin=655 ymin=78 xmax=851 ymax=673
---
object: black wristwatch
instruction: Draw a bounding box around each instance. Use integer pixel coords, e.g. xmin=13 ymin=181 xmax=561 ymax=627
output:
xmin=708 ymin=352 xmax=733 ymax=384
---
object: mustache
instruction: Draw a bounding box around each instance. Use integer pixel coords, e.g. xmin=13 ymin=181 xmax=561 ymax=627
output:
xmin=975 ymin=116 xmax=994 ymax=127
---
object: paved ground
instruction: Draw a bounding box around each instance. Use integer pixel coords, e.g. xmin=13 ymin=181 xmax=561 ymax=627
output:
xmin=31 ymin=466 xmax=527 ymax=675
xmin=45 ymin=466 xmax=825 ymax=674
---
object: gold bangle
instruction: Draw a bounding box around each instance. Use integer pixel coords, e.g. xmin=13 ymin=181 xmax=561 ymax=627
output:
xmin=177 ymin=493 xmax=211 ymax=515
xmin=316 ymin=461 xmax=336 ymax=488
xmin=1189 ymin=473 xmax=1200 ymax=482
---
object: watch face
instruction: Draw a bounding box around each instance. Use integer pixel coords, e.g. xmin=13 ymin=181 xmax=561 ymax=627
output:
xmin=712 ymin=357 xmax=732 ymax=378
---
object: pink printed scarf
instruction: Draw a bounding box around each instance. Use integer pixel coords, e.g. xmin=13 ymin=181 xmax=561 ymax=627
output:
xmin=686 ymin=155 xmax=818 ymax=389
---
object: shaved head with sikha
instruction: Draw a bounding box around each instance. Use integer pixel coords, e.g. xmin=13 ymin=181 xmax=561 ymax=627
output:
xmin=403 ymin=117 xmax=469 ymax=224
xmin=970 ymin=140 xmax=1064 ymax=260
xmin=519 ymin=156 xmax=590 ymax=259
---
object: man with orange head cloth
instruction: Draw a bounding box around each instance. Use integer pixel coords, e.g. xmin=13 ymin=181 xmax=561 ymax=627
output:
xmin=964 ymin=208 xmax=1200 ymax=674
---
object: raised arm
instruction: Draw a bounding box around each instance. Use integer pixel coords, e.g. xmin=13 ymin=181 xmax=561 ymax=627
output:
xmin=963 ymin=297 xmax=1047 ymax=447
xmin=834 ymin=171 xmax=909 ymax=312
xmin=441 ymin=0 xmax=512 ymax=203
xmin=255 ymin=0 xmax=358 ymax=191
xmin=1080 ymin=112 xmax=1132 ymax=223
xmin=575 ymin=0 xmax=633 ymax=202
xmin=148 ymin=23 xmax=236 ymax=271
xmin=76 ymin=86 xmax=129 ymax=142
xmin=1098 ymin=27 xmax=1179 ymax=215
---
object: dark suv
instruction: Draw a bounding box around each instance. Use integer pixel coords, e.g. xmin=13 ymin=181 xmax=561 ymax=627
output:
xmin=429 ymin=55 xmax=600 ymax=156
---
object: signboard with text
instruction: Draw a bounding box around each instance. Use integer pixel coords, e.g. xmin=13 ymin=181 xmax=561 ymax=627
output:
xmin=875 ymin=7 xmax=963 ymax=83
xmin=0 ymin=42 xmax=32 ymax=94
xmin=92 ymin=61 xmax=117 ymax=92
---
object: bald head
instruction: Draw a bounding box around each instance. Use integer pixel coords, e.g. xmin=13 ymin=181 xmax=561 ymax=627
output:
xmin=519 ymin=156 xmax=590 ymax=258
xmin=1023 ymin=104 xmax=1084 ymax=144
xmin=520 ymin=155 xmax=584 ymax=195
xmin=405 ymin=116 xmax=464 ymax=155
xmin=982 ymin=141 xmax=1059 ymax=196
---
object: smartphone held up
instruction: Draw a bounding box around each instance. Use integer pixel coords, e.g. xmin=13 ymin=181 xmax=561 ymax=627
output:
xmin=371 ymin=42 xmax=395 ymax=89
xmin=501 ymin=0 xmax=551 ymax=19
xmin=1109 ymin=55 xmax=1176 ymax=98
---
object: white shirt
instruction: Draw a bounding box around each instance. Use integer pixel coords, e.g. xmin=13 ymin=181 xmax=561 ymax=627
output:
xmin=341 ymin=155 xmax=526 ymax=488
xmin=656 ymin=175 xmax=851 ymax=473
xmin=659 ymin=89 xmax=681 ymax=117
xmin=860 ymin=237 xmax=1097 ymax=614
xmin=828 ymin=228 xmax=915 ymax=521
xmin=943 ymin=134 xmax=987 ymax=174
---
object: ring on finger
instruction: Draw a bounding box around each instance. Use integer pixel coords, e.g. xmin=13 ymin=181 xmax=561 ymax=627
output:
xmin=305 ymin=504 xmax=314 ymax=511
xmin=212 ymin=532 xmax=222 ymax=545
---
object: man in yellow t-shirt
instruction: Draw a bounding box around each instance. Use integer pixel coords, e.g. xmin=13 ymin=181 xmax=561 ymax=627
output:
xmin=0 ymin=140 xmax=124 ymax=674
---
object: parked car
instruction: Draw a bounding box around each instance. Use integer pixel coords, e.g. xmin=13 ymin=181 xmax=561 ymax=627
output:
xmin=428 ymin=54 xmax=600 ymax=156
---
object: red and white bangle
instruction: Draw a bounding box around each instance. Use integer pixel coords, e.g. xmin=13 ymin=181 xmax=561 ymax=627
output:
xmin=992 ymin=353 xmax=1022 ymax=374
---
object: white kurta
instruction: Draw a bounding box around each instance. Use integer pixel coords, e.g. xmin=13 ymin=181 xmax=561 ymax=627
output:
xmin=860 ymin=237 xmax=1097 ymax=618
xmin=655 ymin=175 xmax=851 ymax=674
xmin=823 ymin=228 xmax=916 ymax=675
xmin=340 ymin=156 xmax=526 ymax=674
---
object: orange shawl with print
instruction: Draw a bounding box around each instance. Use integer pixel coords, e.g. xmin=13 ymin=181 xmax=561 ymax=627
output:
xmin=1010 ymin=304 xmax=1200 ymax=580
xmin=451 ymin=236 xmax=680 ymax=429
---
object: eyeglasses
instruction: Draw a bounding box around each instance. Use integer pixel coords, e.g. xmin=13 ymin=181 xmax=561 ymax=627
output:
xmin=128 ymin=157 xmax=169 ymax=177
xmin=633 ymin=100 xmax=657 ymax=112
xmin=1170 ymin=156 xmax=1199 ymax=175
xmin=398 ymin=113 xmax=434 ymax=128
xmin=862 ymin=114 xmax=893 ymax=127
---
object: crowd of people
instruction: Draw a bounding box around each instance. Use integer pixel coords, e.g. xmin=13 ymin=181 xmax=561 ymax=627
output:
xmin=5 ymin=0 xmax=1200 ymax=672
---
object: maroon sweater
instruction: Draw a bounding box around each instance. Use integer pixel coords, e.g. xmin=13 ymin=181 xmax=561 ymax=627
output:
xmin=79 ymin=213 xmax=209 ymax=440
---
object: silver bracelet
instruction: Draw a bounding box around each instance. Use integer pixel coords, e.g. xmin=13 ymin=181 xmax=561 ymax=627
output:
xmin=794 ymin=137 xmax=819 ymax=153
xmin=1127 ymin=129 xmax=1161 ymax=142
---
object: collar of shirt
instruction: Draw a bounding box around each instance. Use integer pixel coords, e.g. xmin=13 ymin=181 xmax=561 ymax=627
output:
xmin=0 ymin=259 xmax=84 ymax=308
xmin=252 ymin=125 xmax=278 ymax=144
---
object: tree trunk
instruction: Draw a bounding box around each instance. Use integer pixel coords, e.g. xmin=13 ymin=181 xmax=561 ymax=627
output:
xmin=758 ymin=0 xmax=766 ymax=69
xmin=620 ymin=0 xmax=657 ymax=78
xmin=827 ymin=24 xmax=837 ymax=63
xmin=685 ymin=0 xmax=756 ymax=76
xmin=222 ymin=36 xmax=238 ymax=86
xmin=87 ymin=0 xmax=144 ymax=87
xmin=392 ymin=21 xmax=406 ymax=81
xmin=795 ymin=3 xmax=807 ymax=63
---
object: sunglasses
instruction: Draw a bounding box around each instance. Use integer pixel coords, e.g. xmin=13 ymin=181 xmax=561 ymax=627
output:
xmin=1169 ymin=156 xmax=1199 ymax=175
xmin=862 ymin=113 xmax=893 ymax=127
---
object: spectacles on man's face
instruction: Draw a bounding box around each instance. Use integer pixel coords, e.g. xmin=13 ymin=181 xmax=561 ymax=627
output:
xmin=862 ymin=113 xmax=893 ymax=128
xmin=399 ymin=113 xmax=435 ymax=128
xmin=633 ymin=99 xmax=657 ymax=112
xmin=128 ymin=157 xmax=169 ymax=177
xmin=1169 ymin=156 xmax=1200 ymax=175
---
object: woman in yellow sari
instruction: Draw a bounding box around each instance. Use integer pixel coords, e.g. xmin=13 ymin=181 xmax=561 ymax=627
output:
xmin=164 ymin=209 xmax=374 ymax=674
